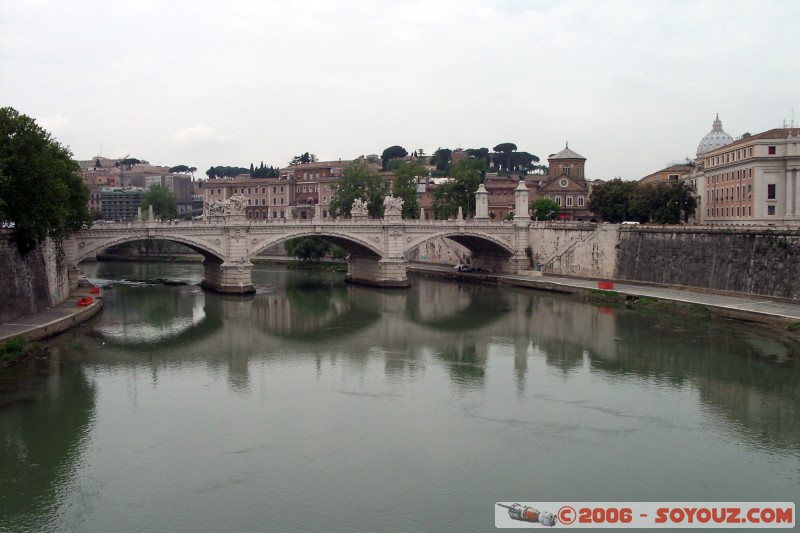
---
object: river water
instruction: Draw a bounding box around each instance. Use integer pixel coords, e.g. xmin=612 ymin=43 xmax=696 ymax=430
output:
xmin=1 ymin=262 xmax=798 ymax=532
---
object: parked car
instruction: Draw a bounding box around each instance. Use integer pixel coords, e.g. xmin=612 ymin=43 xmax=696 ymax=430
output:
xmin=454 ymin=264 xmax=474 ymax=272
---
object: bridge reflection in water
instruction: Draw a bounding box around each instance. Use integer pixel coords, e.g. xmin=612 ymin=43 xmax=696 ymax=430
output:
xmin=80 ymin=263 xmax=800 ymax=451
xmin=1 ymin=262 xmax=798 ymax=531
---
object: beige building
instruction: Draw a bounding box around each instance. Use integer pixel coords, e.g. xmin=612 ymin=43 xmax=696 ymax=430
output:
xmin=639 ymin=163 xmax=695 ymax=186
xmin=699 ymin=127 xmax=800 ymax=225
xmin=202 ymin=176 xmax=294 ymax=220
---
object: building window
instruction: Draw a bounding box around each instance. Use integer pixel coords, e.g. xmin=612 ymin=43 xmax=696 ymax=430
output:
xmin=768 ymin=205 xmax=776 ymax=215
xmin=561 ymin=165 xmax=570 ymax=176
xmin=280 ymin=198 xmax=284 ymax=205
xmin=768 ymin=146 xmax=776 ymax=155
xmin=767 ymin=184 xmax=776 ymax=199
xmin=555 ymin=196 xmax=562 ymax=206
xmin=577 ymin=196 xmax=585 ymax=207
xmin=272 ymin=198 xmax=276 ymax=205
xmin=566 ymin=196 xmax=573 ymax=207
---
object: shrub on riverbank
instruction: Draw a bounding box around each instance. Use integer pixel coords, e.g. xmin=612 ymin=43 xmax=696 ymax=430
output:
xmin=0 ymin=338 xmax=33 ymax=364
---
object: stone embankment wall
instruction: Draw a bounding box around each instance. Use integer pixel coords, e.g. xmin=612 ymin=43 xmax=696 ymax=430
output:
xmin=404 ymin=236 xmax=471 ymax=265
xmin=615 ymin=227 xmax=800 ymax=300
xmin=537 ymin=224 xmax=800 ymax=301
xmin=531 ymin=223 xmax=616 ymax=278
xmin=0 ymin=231 xmax=70 ymax=323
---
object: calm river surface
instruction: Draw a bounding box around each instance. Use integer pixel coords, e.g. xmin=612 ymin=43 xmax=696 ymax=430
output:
xmin=1 ymin=262 xmax=799 ymax=532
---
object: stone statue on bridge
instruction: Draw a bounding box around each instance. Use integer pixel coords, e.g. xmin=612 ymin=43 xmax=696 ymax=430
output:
xmin=205 ymin=197 xmax=226 ymax=217
xmin=227 ymin=194 xmax=247 ymax=215
xmin=383 ymin=196 xmax=404 ymax=218
xmin=350 ymin=198 xmax=367 ymax=219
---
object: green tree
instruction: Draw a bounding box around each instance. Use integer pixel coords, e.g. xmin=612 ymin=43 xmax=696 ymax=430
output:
xmin=431 ymin=158 xmax=484 ymax=219
xmin=588 ymin=178 xmax=638 ymax=223
xmin=493 ymin=142 xmax=517 ymax=171
xmin=169 ymin=164 xmax=190 ymax=173
xmin=206 ymin=166 xmax=249 ymax=179
xmin=141 ymin=184 xmax=178 ymax=220
xmin=0 ymin=107 xmax=91 ymax=252
xmin=329 ymin=159 xmax=390 ymax=218
xmin=510 ymin=151 xmax=540 ymax=172
xmin=430 ymin=148 xmax=452 ymax=172
xmin=381 ymin=145 xmax=408 ymax=170
xmin=530 ymin=197 xmax=561 ymax=221
xmin=284 ymin=236 xmax=331 ymax=262
xmin=589 ymin=178 xmax=696 ymax=224
xmin=391 ymin=160 xmax=425 ymax=219
xmin=647 ymin=181 xmax=697 ymax=224
xmin=290 ymin=152 xmax=317 ymax=165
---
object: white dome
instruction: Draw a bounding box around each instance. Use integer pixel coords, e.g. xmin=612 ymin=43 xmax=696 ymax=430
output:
xmin=697 ymin=114 xmax=733 ymax=156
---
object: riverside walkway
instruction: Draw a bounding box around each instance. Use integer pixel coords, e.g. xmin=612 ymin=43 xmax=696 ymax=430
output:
xmin=2 ymin=267 xmax=800 ymax=345
xmin=407 ymin=263 xmax=800 ymax=325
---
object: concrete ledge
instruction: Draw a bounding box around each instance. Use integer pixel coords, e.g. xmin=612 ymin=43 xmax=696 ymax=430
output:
xmin=0 ymin=297 xmax=104 ymax=343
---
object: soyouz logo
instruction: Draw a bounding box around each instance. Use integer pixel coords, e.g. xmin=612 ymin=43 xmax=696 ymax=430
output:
xmin=495 ymin=502 xmax=794 ymax=529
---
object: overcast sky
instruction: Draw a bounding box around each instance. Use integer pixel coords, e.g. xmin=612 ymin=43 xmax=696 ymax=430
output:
xmin=2 ymin=0 xmax=798 ymax=180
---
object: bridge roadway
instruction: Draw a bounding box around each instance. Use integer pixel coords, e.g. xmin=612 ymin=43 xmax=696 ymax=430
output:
xmin=64 ymin=212 xmax=530 ymax=293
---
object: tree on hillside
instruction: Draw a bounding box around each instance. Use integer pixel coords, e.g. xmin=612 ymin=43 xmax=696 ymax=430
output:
xmin=250 ymin=161 xmax=279 ymax=178
xmin=430 ymin=148 xmax=452 ymax=172
xmin=116 ymin=158 xmax=141 ymax=169
xmin=465 ymin=147 xmax=491 ymax=166
xmin=493 ymin=142 xmax=517 ymax=171
xmin=290 ymin=152 xmax=318 ymax=165
xmin=431 ymin=158 xmax=485 ymax=219
xmin=391 ymin=160 xmax=425 ymax=219
xmin=142 ymin=184 xmax=178 ymax=220
xmin=169 ymin=165 xmax=190 ymax=173
xmin=328 ymin=159 xmax=390 ymax=218
xmin=0 ymin=107 xmax=91 ymax=252
xmin=530 ymin=197 xmax=560 ymax=221
xmin=381 ymin=145 xmax=408 ymax=170
xmin=206 ymin=166 xmax=249 ymax=179
xmin=510 ymin=151 xmax=540 ymax=172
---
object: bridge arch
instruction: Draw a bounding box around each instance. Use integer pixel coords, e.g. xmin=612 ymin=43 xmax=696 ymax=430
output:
xmin=404 ymin=230 xmax=515 ymax=258
xmin=405 ymin=230 xmax=517 ymax=273
xmin=249 ymin=229 xmax=384 ymax=260
xmin=73 ymin=232 xmax=225 ymax=264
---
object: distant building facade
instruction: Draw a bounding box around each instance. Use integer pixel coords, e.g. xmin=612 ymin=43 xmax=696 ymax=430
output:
xmin=528 ymin=144 xmax=592 ymax=220
xmin=698 ymin=127 xmax=800 ymax=225
xmin=100 ymin=187 xmax=145 ymax=221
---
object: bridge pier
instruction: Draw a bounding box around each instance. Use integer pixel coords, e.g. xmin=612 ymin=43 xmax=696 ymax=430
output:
xmin=200 ymin=259 xmax=255 ymax=294
xmin=346 ymin=256 xmax=409 ymax=288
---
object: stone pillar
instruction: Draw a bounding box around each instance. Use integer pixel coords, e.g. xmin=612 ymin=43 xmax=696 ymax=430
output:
xmin=148 ymin=204 xmax=154 ymax=221
xmin=200 ymin=217 xmax=255 ymax=294
xmin=475 ymin=183 xmax=489 ymax=219
xmin=786 ymin=169 xmax=794 ymax=219
xmin=314 ymin=203 xmax=322 ymax=220
xmin=794 ymin=169 xmax=800 ymax=220
xmin=514 ymin=180 xmax=529 ymax=224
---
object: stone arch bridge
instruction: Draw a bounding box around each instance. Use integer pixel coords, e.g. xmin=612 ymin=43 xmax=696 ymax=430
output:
xmin=65 ymin=184 xmax=538 ymax=293
xmin=65 ymin=213 xmax=531 ymax=293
